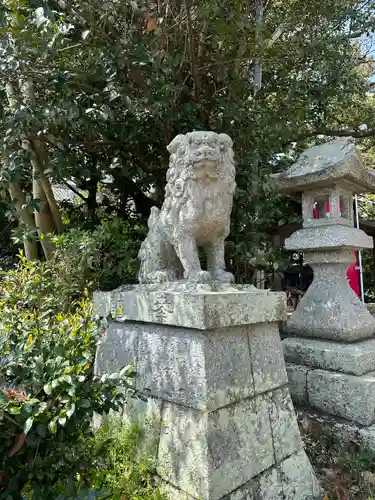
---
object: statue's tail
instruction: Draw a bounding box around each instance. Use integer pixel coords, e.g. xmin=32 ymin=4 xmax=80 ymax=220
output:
xmin=138 ymin=206 xmax=160 ymax=261
xmin=148 ymin=206 xmax=160 ymax=229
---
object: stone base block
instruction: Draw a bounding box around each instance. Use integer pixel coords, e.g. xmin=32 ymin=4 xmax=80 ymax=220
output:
xmin=159 ymin=450 xmax=320 ymax=500
xmin=284 ymin=337 xmax=375 ymax=375
xmin=286 ymin=362 xmax=375 ymax=426
xmin=94 ymin=287 xmax=319 ymax=500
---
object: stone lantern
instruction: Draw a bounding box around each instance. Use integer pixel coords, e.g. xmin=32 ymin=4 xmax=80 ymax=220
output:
xmin=272 ymin=138 xmax=375 ymax=443
xmin=273 ymin=138 xmax=375 ymax=341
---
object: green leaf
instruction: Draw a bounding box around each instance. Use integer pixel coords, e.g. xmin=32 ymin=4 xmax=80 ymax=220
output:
xmin=58 ymin=416 xmax=67 ymax=426
xmin=24 ymin=416 xmax=33 ymax=435
xmin=61 ymin=375 xmax=72 ymax=384
xmin=52 ymin=379 xmax=60 ymax=389
xmin=43 ymin=383 xmax=52 ymax=395
xmin=8 ymin=406 xmax=21 ymax=414
xmin=66 ymin=403 xmax=75 ymax=419
xmin=67 ymin=386 xmax=75 ymax=397
xmin=48 ymin=419 xmax=57 ymax=434
xmin=36 ymin=423 xmax=46 ymax=437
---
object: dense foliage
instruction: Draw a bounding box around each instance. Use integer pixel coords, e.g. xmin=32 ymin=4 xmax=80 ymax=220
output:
xmin=0 ymin=0 xmax=374 ymax=281
xmin=0 ymin=255 xmax=136 ymax=498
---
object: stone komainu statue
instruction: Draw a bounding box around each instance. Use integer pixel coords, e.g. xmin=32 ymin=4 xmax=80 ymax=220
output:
xmin=138 ymin=131 xmax=236 ymax=284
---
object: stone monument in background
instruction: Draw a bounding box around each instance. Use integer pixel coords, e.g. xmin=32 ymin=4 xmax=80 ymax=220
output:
xmin=273 ymin=138 xmax=375 ymax=447
xmin=95 ymin=131 xmax=320 ymax=499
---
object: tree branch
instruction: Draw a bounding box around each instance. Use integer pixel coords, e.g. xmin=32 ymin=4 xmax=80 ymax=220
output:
xmin=60 ymin=179 xmax=88 ymax=202
xmin=184 ymin=0 xmax=200 ymax=101
xmin=310 ymin=127 xmax=375 ymax=138
xmin=281 ymin=126 xmax=375 ymax=149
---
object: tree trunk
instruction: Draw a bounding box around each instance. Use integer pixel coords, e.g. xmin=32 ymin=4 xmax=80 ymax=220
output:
xmin=30 ymin=140 xmax=63 ymax=234
xmin=33 ymin=168 xmax=55 ymax=259
xmin=8 ymin=182 xmax=38 ymax=261
xmin=20 ymin=80 xmax=63 ymax=235
xmin=254 ymin=0 xmax=264 ymax=95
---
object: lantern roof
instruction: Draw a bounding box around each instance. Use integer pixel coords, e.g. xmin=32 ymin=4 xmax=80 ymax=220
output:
xmin=271 ymin=138 xmax=375 ymax=194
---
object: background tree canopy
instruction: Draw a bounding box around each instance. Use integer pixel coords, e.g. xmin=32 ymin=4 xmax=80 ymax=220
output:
xmin=0 ymin=0 xmax=375 ymax=284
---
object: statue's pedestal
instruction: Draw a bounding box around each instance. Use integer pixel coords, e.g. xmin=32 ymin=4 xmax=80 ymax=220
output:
xmin=94 ymin=285 xmax=320 ymax=500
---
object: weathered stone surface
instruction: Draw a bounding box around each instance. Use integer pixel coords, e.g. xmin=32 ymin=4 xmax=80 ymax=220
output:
xmin=308 ymin=369 xmax=375 ymax=425
xmin=94 ymin=322 xmax=138 ymax=379
xmin=158 ymin=481 xmax=195 ymax=500
xmin=94 ymin=287 xmax=287 ymax=330
xmin=137 ymin=323 xmax=254 ymax=411
xmin=296 ymin=409 xmax=375 ymax=454
xmin=226 ymin=451 xmax=320 ymax=500
xmin=271 ymin=137 xmax=375 ymax=194
xmin=267 ymin=387 xmax=303 ymax=461
xmin=285 ymin=224 xmax=373 ymax=251
xmin=157 ymin=397 xmax=274 ymax=500
xmin=249 ymin=323 xmax=288 ymax=395
xmin=137 ymin=131 xmax=236 ymax=285
xmin=204 ymin=327 xmax=254 ymax=410
xmin=226 ymin=467 xmax=282 ymax=500
xmin=286 ymin=364 xmax=310 ymax=405
xmin=358 ymin=425 xmax=375 ymax=450
xmin=284 ymin=337 xmax=375 ymax=375
xmin=122 ymin=396 xmax=162 ymax=459
xmin=284 ymin=251 xmax=375 ymax=342
xmin=159 ymin=450 xmax=320 ymax=500
xmin=280 ymin=450 xmax=321 ymax=500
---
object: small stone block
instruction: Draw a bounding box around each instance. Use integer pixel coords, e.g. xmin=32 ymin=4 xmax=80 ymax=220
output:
xmin=249 ymin=324 xmax=288 ymax=394
xmin=266 ymin=387 xmax=303 ymax=462
xmin=157 ymin=397 xmax=274 ymax=500
xmin=284 ymin=337 xmax=375 ymax=376
xmin=286 ymin=364 xmax=310 ymax=405
xmin=308 ymin=369 xmax=375 ymax=425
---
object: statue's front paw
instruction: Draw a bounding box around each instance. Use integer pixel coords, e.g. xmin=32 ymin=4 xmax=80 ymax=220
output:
xmin=211 ymin=270 xmax=234 ymax=283
xmin=153 ymin=270 xmax=176 ymax=283
xmin=185 ymin=270 xmax=211 ymax=283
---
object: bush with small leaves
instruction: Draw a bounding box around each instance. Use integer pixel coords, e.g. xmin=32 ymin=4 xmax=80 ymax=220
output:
xmin=0 ymin=256 xmax=136 ymax=498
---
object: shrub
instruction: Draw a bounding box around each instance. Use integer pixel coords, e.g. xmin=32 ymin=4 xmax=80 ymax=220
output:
xmin=87 ymin=419 xmax=167 ymax=500
xmin=0 ymin=256 xmax=136 ymax=498
xmin=51 ymin=216 xmax=146 ymax=293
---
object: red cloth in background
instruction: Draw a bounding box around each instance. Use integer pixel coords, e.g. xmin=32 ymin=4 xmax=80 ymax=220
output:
xmin=312 ymin=199 xmax=360 ymax=297
xmin=347 ymin=251 xmax=360 ymax=297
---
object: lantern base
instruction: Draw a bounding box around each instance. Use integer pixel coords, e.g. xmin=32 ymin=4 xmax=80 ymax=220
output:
xmin=284 ymin=250 xmax=375 ymax=342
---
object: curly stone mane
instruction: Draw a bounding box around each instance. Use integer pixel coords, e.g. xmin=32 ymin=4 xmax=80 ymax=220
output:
xmin=160 ymin=132 xmax=236 ymax=227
